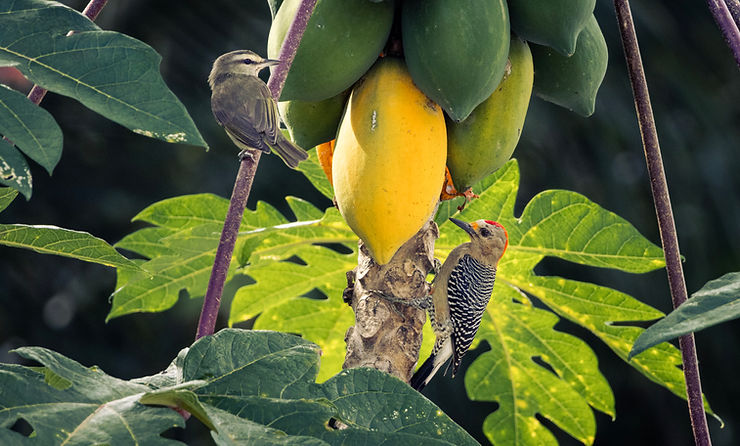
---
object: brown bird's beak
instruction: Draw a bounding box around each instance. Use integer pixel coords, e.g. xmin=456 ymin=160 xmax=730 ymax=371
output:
xmin=450 ymin=218 xmax=476 ymax=237
xmin=262 ymin=59 xmax=281 ymax=67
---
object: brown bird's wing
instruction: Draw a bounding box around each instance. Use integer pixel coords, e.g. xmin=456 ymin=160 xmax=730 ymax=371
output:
xmin=211 ymin=74 xmax=279 ymax=153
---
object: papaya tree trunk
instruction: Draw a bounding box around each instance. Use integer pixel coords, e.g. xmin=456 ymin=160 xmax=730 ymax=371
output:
xmin=342 ymin=220 xmax=438 ymax=381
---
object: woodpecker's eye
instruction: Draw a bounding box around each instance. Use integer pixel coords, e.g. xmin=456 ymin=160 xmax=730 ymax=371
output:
xmin=243 ymin=59 xmax=253 ymax=65
xmin=480 ymin=227 xmax=491 ymax=237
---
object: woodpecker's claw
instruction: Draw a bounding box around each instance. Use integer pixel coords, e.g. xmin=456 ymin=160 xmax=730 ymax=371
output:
xmin=431 ymin=258 xmax=442 ymax=276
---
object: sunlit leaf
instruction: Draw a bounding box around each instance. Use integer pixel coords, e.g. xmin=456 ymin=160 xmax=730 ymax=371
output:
xmin=427 ymin=160 xmax=713 ymax=445
xmin=0 ymin=223 xmax=140 ymax=270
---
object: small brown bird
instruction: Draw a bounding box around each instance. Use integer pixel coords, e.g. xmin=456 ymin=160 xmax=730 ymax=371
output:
xmin=208 ymin=50 xmax=307 ymax=168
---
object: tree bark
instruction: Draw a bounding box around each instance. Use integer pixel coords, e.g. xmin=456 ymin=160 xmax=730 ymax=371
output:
xmin=342 ymin=220 xmax=438 ymax=381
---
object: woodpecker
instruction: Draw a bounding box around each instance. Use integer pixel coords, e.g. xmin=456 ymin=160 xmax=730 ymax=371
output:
xmin=208 ymin=50 xmax=308 ymax=168
xmin=410 ymin=218 xmax=508 ymax=391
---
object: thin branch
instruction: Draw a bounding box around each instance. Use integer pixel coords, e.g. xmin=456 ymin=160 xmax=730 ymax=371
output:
xmin=705 ymin=0 xmax=740 ymax=67
xmin=26 ymin=0 xmax=109 ymax=105
xmin=613 ymin=1 xmax=712 ymax=445
xmin=727 ymin=0 xmax=740 ymax=29
xmin=195 ymin=0 xmax=318 ymax=340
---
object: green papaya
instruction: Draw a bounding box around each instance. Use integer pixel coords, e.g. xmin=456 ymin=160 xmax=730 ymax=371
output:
xmin=531 ymin=15 xmax=607 ymax=117
xmin=268 ymin=0 xmax=394 ymax=102
xmin=508 ymin=0 xmax=595 ymax=56
xmin=402 ymin=0 xmax=510 ymax=122
xmin=278 ymin=90 xmax=348 ymax=149
xmin=447 ymin=38 xmax=534 ymax=191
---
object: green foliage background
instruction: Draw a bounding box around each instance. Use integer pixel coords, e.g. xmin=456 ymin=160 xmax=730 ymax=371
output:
xmin=0 ymin=0 xmax=738 ymax=445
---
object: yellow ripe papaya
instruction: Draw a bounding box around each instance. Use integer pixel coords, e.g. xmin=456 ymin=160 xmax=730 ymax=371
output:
xmin=332 ymin=58 xmax=447 ymax=265
xmin=447 ymin=37 xmax=534 ymax=191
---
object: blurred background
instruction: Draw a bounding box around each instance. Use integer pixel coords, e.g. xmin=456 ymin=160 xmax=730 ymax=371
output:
xmin=0 ymin=0 xmax=738 ymax=444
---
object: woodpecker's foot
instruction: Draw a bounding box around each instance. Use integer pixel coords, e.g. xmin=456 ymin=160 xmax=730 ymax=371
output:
xmin=431 ymin=258 xmax=442 ymax=276
xmin=369 ymin=290 xmax=432 ymax=310
xmin=238 ymin=149 xmax=257 ymax=161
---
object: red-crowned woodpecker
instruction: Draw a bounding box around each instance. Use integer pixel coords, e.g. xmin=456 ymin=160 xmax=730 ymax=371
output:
xmin=410 ymin=218 xmax=508 ymax=391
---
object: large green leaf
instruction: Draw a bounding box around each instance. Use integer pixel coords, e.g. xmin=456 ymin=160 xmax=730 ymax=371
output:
xmin=631 ymin=271 xmax=740 ymax=358
xmin=109 ymin=194 xmax=351 ymax=321
xmin=0 ymin=84 xmax=62 ymax=175
xmin=0 ymin=330 xmax=473 ymax=445
xmin=0 ymin=347 xmax=185 ymax=445
xmin=0 ymin=223 xmax=140 ymax=270
xmin=0 ymin=0 xmax=206 ymax=147
xmin=140 ymin=329 xmax=477 ymax=446
xmin=429 ymin=160 xmax=715 ymax=445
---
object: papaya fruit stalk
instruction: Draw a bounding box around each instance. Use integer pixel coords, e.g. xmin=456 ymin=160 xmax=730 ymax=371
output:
xmin=343 ymin=221 xmax=438 ymax=381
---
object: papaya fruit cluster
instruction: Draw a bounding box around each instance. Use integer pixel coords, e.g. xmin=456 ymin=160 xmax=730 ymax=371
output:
xmin=268 ymin=0 xmax=608 ymax=264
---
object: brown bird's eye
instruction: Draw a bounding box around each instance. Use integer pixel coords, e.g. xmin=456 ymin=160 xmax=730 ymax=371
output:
xmin=480 ymin=228 xmax=491 ymax=237
xmin=243 ymin=59 xmax=253 ymax=65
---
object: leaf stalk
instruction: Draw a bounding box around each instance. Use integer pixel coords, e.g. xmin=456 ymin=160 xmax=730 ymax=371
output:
xmin=613 ymin=1 xmax=711 ymax=444
xmin=705 ymin=0 xmax=740 ymax=68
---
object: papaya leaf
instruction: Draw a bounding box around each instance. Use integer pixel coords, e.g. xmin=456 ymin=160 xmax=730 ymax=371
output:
xmin=0 ymin=187 xmax=18 ymax=212
xmin=0 ymin=0 xmax=207 ymax=147
xmin=0 ymin=223 xmax=140 ymax=270
xmin=108 ymin=194 xmax=353 ymax=324
xmin=630 ymin=271 xmax=740 ymax=358
xmin=0 ymin=84 xmax=62 ymax=175
xmin=0 ymin=139 xmax=31 ymax=199
xmin=0 ymin=346 xmax=186 ymax=445
xmin=139 ymin=329 xmax=477 ymax=446
xmin=429 ymin=160 xmax=715 ymax=445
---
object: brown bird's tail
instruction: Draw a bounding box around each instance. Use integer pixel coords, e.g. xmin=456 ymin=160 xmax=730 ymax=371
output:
xmin=273 ymin=135 xmax=308 ymax=169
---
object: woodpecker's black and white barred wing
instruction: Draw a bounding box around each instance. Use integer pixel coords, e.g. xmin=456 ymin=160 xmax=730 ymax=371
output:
xmin=447 ymin=253 xmax=496 ymax=376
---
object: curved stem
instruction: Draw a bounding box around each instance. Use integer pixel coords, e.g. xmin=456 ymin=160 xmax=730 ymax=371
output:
xmin=728 ymin=0 xmax=740 ymax=29
xmin=26 ymin=0 xmax=109 ymax=105
xmin=705 ymin=0 xmax=740 ymax=68
xmin=613 ymin=2 xmax=711 ymax=445
xmin=195 ymin=0 xmax=318 ymax=340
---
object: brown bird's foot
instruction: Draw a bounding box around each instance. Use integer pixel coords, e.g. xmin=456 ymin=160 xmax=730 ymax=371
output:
xmin=238 ymin=149 xmax=257 ymax=161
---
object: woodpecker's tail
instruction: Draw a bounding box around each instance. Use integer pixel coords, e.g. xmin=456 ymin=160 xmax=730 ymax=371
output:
xmin=273 ymin=135 xmax=308 ymax=169
xmin=410 ymin=354 xmax=435 ymax=391
xmin=410 ymin=340 xmax=454 ymax=391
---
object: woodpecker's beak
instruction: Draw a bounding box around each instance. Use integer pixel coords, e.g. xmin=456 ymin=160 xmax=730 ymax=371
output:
xmin=450 ymin=218 xmax=477 ymax=238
